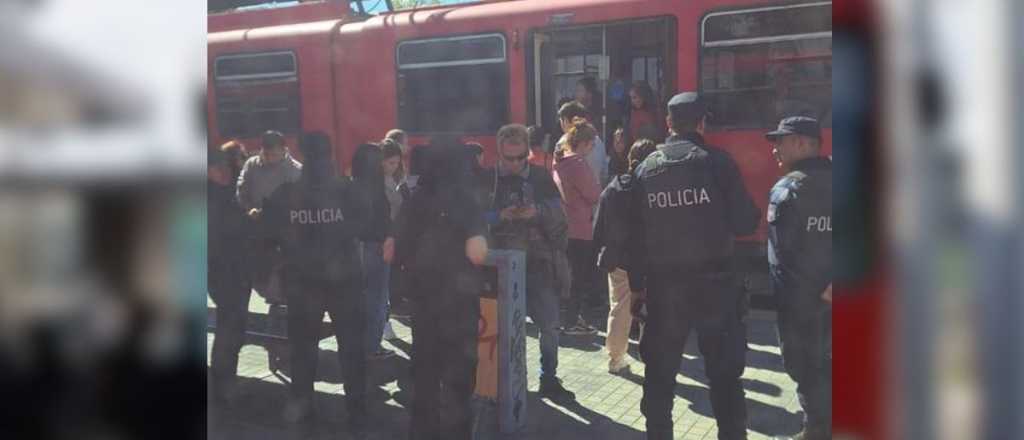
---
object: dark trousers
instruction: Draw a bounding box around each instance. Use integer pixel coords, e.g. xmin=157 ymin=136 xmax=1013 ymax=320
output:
xmin=777 ymin=303 xmax=832 ymax=436
xmin=208 ymin=259 xmax=252 ymax=389
xmin=567 ymin=239 xmax=599 ymax=320
xmin=285 ymin=274 xmax=367 ymax=423
xmin=410 ymin=273 xmax=480 ymax=440
xmin=640 ymin=271 xmax=748 ymax=440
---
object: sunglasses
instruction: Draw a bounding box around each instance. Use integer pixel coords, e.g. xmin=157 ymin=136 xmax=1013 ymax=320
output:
xmin=502 ymin=153 xmax=529 ymax=162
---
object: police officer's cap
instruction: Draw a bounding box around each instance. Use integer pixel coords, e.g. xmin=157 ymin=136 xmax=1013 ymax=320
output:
xmin=765 ymin=116 xmax=821 ymax=141
xmin=299 ymin=131 xmax=332 ymax=161
xmin=667 ymin=92 xmax=708 ymax=122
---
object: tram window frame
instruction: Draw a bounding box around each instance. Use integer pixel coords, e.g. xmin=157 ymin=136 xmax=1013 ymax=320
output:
xmin=395 ymin=33 xmax=509 ymax=135
xmin=699 ymin=2 xmax=832 ymax=130
xmin=213 ymin=51 xmax=302 ymax=139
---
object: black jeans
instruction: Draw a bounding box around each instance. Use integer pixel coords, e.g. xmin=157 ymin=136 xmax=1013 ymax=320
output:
xmin=777 ymin=302 xmax=832 ymax=435
xmin=285 ymin=274 xmax=367 ymax=423
xmin=208 ymin=258 xmax=251 ymax=390
xmin=567 ymin=239 xmax=599 ymax=322
xmin=410 ymin=271 xmax=481 ymax=440
xmin=640 ymin=271 xmax=749 ymax=440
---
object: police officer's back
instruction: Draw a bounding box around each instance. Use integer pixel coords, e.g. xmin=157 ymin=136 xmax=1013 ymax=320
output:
xmin=261 ymin=132 xmax=371 ymax=436
xmin=765 ymin=117 xmax=832 ymax=440
xmin=626 ymin=92 xmax=759 ymax=440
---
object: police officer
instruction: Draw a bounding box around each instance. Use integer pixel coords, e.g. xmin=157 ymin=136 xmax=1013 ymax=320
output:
xmin=394 ymin=144 xmax=489 ymax=440
xmin=262 ymin=131 xmax=371 ymax=438
xmin=765 ymin=117 xmax=832 ymax=440
xmin=625 ymin=92 xmax=760 ymax=440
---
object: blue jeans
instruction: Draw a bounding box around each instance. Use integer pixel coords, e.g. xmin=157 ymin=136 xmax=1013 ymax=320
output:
xmin=363 ymin=241 xmax=391 ymax=353
xmin=526 ymin=257 xmax=561 ymax=381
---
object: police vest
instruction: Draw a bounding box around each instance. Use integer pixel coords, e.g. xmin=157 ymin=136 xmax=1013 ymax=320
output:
xmin=275 ymin=179 xmax=364 ymax=282
xmin=636 ymin=140 xmax=732 ymax=266
xmin=767 ymin=158 xmax=832 ymax=296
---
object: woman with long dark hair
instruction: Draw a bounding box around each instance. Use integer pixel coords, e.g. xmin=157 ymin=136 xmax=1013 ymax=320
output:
xmin=624 ymin=81 xmax=665 ymax=145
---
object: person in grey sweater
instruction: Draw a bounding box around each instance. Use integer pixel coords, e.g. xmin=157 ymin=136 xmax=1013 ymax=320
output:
xmin=234 ymin=130 xmax=302 ymax=301
xmin=236 ymin=130 xmax=302 ymax=218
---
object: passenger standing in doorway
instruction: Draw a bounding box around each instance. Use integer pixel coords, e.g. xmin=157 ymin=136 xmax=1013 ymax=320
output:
xmin=352 ymin=143 xmax=397 ymax=361
xmin=553 ymin=118 xmax=602 ymax=337
xmin=624 ymin=82 xmax=665 ymax=146
xmin=575 ymin=77 xmax=605 ymax=135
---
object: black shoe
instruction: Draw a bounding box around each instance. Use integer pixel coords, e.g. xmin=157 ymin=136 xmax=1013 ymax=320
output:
xmin=775 ymin=427 xmax=828 ymax=440
xmin=367 ymin=347 xmax=397 ymax=361
xmin=539 ymin=377 xmax=576 ymax=403
xmin=563 ymin=317 xmax=599 ymax=336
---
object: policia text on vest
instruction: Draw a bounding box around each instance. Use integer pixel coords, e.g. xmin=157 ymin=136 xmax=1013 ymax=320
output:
xmin=647 ymin=188 xmax=712 ymax=208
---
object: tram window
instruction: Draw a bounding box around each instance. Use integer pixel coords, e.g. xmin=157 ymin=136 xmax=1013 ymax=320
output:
xmin=214 ymin=51 xmax=301 ymax=138
xmin=700 ymin=3 xmax=832 ymax=129
xmin=397 ymin=34 xmax=509 ymax=134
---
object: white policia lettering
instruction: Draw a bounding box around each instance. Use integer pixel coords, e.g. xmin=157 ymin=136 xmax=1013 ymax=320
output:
xmin=806 ymin=216 xmax=831 ymax=232
xmin=290 ymin=208 xmax=345 ymax=224
xmin=647 ymin=188 xmax=712 ymax=208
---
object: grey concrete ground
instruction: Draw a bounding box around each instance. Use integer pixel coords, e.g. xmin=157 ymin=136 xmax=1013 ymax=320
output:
xmin=207 ymin=294 xmax=803 ymax=440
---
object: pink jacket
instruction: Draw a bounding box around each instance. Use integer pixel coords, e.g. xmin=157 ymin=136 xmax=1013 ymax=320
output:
xmin=553 ymin=153 xmax=602 ymax=241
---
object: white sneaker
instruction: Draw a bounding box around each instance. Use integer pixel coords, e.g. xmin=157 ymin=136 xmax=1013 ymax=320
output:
xmin=382 ymin=321 xmax=398 ymax=341
xmin=608 ymin=357 xmax=631 ymax=375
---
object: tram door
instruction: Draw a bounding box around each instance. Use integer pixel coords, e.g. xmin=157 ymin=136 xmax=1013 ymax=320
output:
xmin=530 ymin=18 xmax=676 ymax=147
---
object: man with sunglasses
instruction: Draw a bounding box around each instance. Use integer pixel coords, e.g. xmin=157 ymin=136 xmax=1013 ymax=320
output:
xmin=485 ymin=124 xmax=576 ymax=403
xmin=765 ymin=116 xmax=832 ymax=440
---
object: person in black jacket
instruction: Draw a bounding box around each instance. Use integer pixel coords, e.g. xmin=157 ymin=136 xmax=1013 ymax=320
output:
xmin=352 ymin=143 xmax=397 ymax=360
xmin=765 ymin=117 xmax=832 ymax=440
xmin=624 ymin=92 xmax=760 ymax=440
xmin=394 ymin=143 xmax=488 ymax=440
xmin=207 ymin=140 xmax=252 ymax=405
xmin=262 ymin=132 xmax=372 ymax=437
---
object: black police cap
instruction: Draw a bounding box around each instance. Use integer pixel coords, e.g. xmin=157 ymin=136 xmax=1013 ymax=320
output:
xmin=666 ymin=92 xmax=708 ymax=122
xmin=765 ymin=116 xmax=821 ymax=141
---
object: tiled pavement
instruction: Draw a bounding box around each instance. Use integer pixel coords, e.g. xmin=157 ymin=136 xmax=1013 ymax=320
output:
xmin=207 ymin=294 xmax=804 ymax=440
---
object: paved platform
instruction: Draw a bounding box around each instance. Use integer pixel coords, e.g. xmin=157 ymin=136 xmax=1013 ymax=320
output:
xmin=207 ymin=294 xmax=804 ymax=440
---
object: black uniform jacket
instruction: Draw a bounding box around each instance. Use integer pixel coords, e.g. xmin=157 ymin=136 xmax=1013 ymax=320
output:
xmin=624 ymin=133 xmax=760 ymax=292
xmin=768 ymin=156 xmax=832 ymax=312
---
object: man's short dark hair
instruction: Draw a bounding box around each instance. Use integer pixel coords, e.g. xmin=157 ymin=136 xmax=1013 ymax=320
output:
xmin=670 ymin=114 xmax=704 ymax=134
xmin=558 ymin=100 xmax=588 ymax=121
xmin=262 ymin=130 xmax=286 ymax=150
